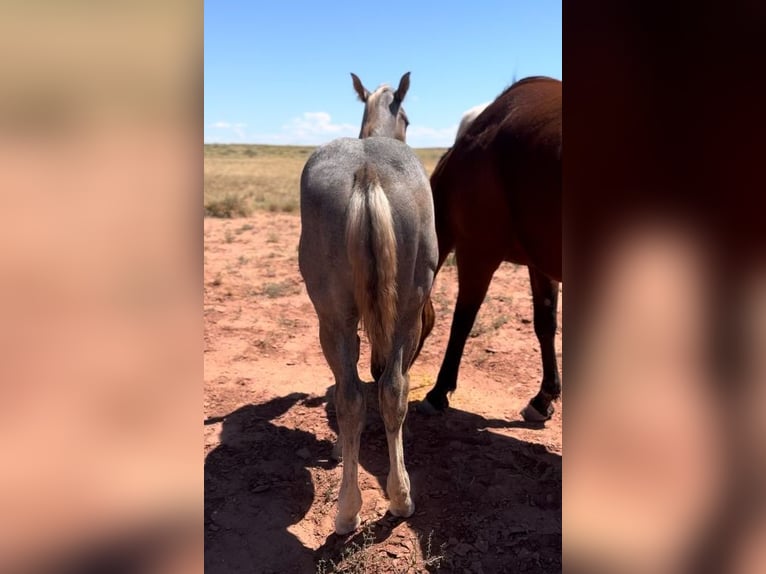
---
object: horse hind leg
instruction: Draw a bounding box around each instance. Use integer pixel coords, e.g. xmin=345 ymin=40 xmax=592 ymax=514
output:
xmin=521 ymin=266 xmax=561 ymax=422
xmin=370 ymin=347 xmax=385 ymax=383
xmin=318 ymin=315 xmax=365 ymax=534
xmin=378 ymin=334 xmax=418 ymax=519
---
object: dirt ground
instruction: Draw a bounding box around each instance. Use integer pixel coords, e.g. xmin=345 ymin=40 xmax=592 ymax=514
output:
xmin=204 ymin=211 xmax=562 ymax=573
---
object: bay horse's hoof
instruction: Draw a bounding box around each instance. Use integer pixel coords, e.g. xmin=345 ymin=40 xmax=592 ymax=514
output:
xmin=416 ymin=398 xmax=443 ymax=416
xmin=521 ymin=401 xmax=554 ymax=422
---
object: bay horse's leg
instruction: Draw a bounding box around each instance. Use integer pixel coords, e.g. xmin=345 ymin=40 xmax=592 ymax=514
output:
xmin=521 ymin=266 xmax=561 ymax=422
xmin=409 ymin=295 xmax=435 ymax=369
xmin=376 ymin=296 xmax=435 ymax=381
xmin=371 ymin=348 xmax=385 ymax=383
xmin=318 ymin=314 xmax=365 ymax=535
xmin=378 ymin=310 xmax=422 ymax=518
xmin=420 ymin=250 xmax=501 ymax=413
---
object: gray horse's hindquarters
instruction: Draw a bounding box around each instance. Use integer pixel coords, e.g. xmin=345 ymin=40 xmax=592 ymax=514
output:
xmin=299 ymin=137 xmax=437 ymax=331
xmin=299 ymin=136 xmax=435 ymax=284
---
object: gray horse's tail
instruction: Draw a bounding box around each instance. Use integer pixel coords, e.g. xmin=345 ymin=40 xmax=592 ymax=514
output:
xmin=346 ymin=163 xmax=398 ymax=358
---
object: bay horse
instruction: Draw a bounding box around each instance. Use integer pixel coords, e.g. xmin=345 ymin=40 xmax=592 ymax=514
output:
xmin=298 ymin=73 xmax=437 ymax=535
xmin=418 ymin=76 xmax=562 ymax=423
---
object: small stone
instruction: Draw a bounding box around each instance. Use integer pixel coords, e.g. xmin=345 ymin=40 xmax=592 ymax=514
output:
xmin=253 ymin=484 xmax=270 ymax=493
xmin=208 ymin=523 xmax=220 ymax=531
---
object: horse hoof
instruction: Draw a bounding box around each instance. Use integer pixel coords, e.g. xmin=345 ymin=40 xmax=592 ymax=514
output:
xmin=335 ymin=514 xmax=361 ymax=536
xmin=521 ymin=402 xmax=554 ymax=422
xmin=416 ymin=398 xmax=443 ymax=416
xmin=389 ymin=499 xmax=415 ymax=518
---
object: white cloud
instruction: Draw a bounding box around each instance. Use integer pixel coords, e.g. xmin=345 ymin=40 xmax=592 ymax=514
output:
xmin=275 ymin=114 xmax=456 ymax=147
xmin=406 ymin=124 xmax=459 ymax=148
xmin=204 ymin=113 xmax=456 ymax=148
xmin=207 ymin=121 xmax=247 ymax=141
xmin=280 ymin=112 xmax=357 ymax=144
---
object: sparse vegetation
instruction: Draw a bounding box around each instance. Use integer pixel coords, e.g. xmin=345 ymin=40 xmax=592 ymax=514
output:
xmin=278 ymin=316 xmax=300 ymax=329
xmin=470 ymin=319 xmax=487 ymax=338
xmin=204 ymin=144 xmax=448 ymax=217
xmin=321 ymin=476 xmax=340 ymax=505
xmin=470 ymin=310 xmax=510 ymax=339
xmin=315 ymin=528 xmax=445 ymax=574
xmin=204 ymin=144 xmax=312 ymax=217
xmin=261 ymin=280 xmax=296 ymax=299
xmin=205 ymin=192 xmax=253 ymax=218
xmin=253 ymin=332 xmax=277 ymax=349
xmin=413 ymin=147 xmax=448 ymax=176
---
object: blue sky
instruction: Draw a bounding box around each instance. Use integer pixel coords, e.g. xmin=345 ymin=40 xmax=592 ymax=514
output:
xmin=205 ymin=1 xmax=561 ymax=148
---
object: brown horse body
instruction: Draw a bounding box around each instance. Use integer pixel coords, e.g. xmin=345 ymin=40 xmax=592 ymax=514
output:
xmin=420 ymin=76 xmax=562 ymax=421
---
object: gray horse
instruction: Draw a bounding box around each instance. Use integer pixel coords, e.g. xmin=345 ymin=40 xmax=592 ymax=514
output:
xmin=298 ymin=73 xmax=437 ymax=535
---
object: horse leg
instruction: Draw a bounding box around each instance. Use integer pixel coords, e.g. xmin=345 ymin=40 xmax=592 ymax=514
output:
xmin=521 ymin=266 xmax=561 ymax=422
xmin=378 ymin=315 xmax=422 ymax=518
xmin=318 ymin=315 xmax=365 ymax=535
xmin=330 ymin=335 xmax=362 ymax=462
xmin=421 ymin=250 xmax=500 ymax=414
xmin=409 ymin=295 xmax=435 ymax=369
xmin=371 ymin=347 xmax=385 ymax=383
xmin=378 ymin=295 xmax=435 ymax=381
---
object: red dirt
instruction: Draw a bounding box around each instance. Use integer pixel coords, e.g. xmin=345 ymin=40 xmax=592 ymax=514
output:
xmin=204 ymin=212 xmax=562 ymax=573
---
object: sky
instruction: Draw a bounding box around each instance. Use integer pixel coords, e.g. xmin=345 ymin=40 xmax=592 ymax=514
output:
xmin=204 ymin=1 xmax=561 ymax=148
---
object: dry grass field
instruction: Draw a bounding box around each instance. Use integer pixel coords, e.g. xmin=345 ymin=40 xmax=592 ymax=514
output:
xmin=204 ymin=143 xmax=562 ymax=573
xmin=204 ymin=144 xmax=447 ymax=218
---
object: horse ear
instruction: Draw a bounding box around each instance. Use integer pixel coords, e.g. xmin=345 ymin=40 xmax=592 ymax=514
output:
xmin=350 ymin=73 xmax=369 ymax=102
xmin=394 ymin=72 xmax=411 ymax=102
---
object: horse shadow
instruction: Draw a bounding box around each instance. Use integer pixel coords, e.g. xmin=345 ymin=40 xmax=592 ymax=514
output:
xmin=316 ymin=383 xmax=562 ymax=573
xmin=204 ymin=388 xmax=561 ymax=573
xmin=204 ymin=393 xmax=336 ymax=574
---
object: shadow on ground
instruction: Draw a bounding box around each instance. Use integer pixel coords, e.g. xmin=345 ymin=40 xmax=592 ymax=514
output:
xmin=318 ymin=383 xmax=562 ymax=573
xmin=204 ymin=388 xmax=560 ymax=573
xmin=204 ymin=393 xmax=335 ymax=574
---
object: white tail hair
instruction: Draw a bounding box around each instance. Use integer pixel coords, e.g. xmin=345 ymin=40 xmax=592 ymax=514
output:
xmin=346 ymin=164 xmax=398 ymax=357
